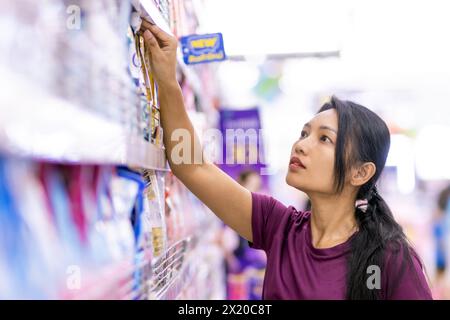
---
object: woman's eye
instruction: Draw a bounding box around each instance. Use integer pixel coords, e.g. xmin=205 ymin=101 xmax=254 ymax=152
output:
xmin=320 ymin=135 xmax=332 ymax=143
xmin=300 ymin=131 xmax=308 ymax=139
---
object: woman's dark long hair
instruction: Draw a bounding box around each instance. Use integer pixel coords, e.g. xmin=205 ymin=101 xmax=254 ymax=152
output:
xmin=319 ymin=96 xmax=424 ymax=300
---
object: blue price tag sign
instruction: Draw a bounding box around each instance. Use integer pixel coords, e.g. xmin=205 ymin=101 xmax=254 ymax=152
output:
xmin=180 ymin=33 xmax=226 ymax=65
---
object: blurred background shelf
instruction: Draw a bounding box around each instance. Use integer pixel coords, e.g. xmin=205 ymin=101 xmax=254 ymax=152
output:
xmin=0 ymin=0 xmax=226 ymax=301
xmin=0 ymin=66 xmax=167 ymax=170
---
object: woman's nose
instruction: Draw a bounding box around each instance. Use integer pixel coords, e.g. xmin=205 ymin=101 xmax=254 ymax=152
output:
xmin=294 ymin=141 xmax=306 ymax=155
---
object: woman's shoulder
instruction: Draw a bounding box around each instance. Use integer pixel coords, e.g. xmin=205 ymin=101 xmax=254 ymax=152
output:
xmin=250 ymin=192 xmax=310 ymax=251
xmin=251 ymin=192 xmax=310 ymax=226
xmin=251 ymin=192 xmax=306 ymax=213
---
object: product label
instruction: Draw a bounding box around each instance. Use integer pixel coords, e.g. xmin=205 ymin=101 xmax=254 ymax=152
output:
xmin=152 ymin=227 xmax=164 ymax=257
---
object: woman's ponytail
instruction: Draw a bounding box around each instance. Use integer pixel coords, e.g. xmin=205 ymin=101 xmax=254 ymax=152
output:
xmin=347 ymin=185 xmax=415 ymax=299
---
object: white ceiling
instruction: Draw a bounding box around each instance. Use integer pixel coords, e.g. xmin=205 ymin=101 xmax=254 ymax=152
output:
xmin=201 ymin=0 xmax=450 ymax=120
xmin=200 ymin=0 xmax=450 ymax=71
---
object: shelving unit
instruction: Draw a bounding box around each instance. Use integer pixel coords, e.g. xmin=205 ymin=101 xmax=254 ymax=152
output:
xmin=0 ymin=0 xmax=225 ymax=300
xmin=0 ymin=64 xmax=167 ymax=171
xmin=0 ymin=0 xmax=211 ymax=170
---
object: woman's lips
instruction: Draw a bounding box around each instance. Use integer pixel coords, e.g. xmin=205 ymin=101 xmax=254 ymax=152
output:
xmin=289 ymin=156 xmax=306 ymax=170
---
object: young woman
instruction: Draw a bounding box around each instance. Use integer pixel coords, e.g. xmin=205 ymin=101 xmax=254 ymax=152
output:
xmin=139 ymin=21 xmax=432 ymax=300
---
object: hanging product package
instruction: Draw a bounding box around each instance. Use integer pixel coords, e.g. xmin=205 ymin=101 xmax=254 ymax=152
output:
xmin=142 ymin=169 xmax=167 ymax=258
xmin=145 ymin=49 xmax=162 ymax=147
xmin=135 ymin=33 xmax=152 ymax=142
xmin=134 ymin=31 xmax=163 ymax=146
xmin=127 ymin=25 xmax=143 ymax=137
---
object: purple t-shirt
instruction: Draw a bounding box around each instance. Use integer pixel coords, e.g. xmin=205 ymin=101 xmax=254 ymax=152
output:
xmin=250 ymin=192 xmax=433 ymax=300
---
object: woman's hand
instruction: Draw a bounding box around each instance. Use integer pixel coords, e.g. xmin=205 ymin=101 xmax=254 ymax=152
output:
xmin=140 ymin=20 xmax=178 ymax=87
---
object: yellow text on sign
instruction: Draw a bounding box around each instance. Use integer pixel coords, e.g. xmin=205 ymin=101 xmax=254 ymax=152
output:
xmin=188 ymin=52 xmax=224 ymax=63
xmin=190 ymin=37 xmax=218 ymax=49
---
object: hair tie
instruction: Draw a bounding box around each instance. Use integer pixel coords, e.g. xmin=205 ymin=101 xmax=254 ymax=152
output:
xmin=355 ymin=199 xmax=368 ymax=213
xmin=356 ymin=185 xmax=380 ymax=213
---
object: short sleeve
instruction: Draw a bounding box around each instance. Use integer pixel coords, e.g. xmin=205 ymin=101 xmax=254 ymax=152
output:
xmin=249 ymin=192 xmax=290 ymax=252
xmin=382 ymin=246 xmax=433 ymax=300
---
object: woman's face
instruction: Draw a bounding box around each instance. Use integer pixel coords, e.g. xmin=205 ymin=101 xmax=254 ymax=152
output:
xmin=286 ymin=109 xmax=339 ymax=194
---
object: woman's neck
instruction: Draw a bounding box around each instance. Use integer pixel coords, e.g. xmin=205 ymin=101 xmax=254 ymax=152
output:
xmin=309 ymin=193 xmax=358 ymax=249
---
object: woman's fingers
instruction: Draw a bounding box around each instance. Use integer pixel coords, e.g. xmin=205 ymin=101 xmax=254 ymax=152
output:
xmin=146 ymin=23 xmax=172 ymax=43
xmin=140 ymin=19 xmax=154 ymax=30
xmin=140 ymin=19 xmax=176 ymax=47
xmin=143 ymin=30 xmax=162 ymax=57
xmin=138 ymin=18 xmax=178 ymax=86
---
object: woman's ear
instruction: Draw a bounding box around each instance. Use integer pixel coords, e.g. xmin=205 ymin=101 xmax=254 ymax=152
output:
xmin=350 ymin=162 xmax=376 ymax=187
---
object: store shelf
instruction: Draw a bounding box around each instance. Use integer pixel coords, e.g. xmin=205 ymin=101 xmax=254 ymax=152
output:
xmin=150 ymin=237 xmax=197 ymax=300
xmin=158 ymin=255 xmax=196 ymax=300
xmin=136 ymin=0 xmax=203 ymax=97
xmin=150 ymin=237 xmax=191 ymax=298
xmin=0 ymin=66 xmax=167 ymax=170
xmin=1 ymin=1 xmax=226 ymax=301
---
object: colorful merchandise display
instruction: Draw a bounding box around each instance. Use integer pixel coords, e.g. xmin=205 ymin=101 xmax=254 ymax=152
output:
xmin=0 ymin=0 xmax=225 ymax=300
